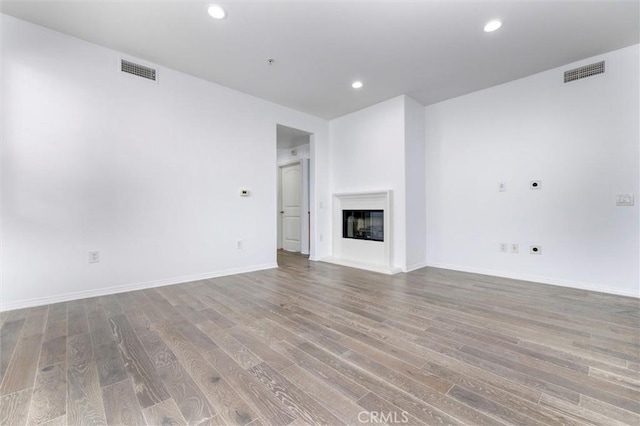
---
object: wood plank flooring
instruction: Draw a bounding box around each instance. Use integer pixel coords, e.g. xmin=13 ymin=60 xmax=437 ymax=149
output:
xmin=1 ymin=251 xmax=639 ymax=425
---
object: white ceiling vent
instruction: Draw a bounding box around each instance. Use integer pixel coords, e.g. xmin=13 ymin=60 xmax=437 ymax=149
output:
xmin=121 ymin=59 xmax=157 ymax=81
xmin=564 ymin=61 xmax=605 ymax=83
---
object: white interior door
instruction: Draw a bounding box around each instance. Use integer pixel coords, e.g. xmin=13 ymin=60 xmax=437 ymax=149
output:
xmin=281 ymin=162 xmax=302 ymax=252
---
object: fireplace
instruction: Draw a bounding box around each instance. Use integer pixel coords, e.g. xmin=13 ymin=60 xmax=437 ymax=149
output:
xmin=324 ymin=190 xmax=399 ymax=275
xmin=342 ymin=210 xmax=383 ymax=241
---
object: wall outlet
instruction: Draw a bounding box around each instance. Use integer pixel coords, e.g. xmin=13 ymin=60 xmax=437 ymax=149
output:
xmin=616 ymin=193 xmax=634 ymax=206
xmin=498 ymin=182 xmax=507 ymax=192
xmin=530 ymin=180 xmax=542 ymax=190
xmin=499 ymin=243 xmax=508 ymax=252
xmin=530 ymin=245 xmax=542 ymax=255
xmin=511 ymin=243 xmax=519 ymax=253
xmin=236 ymin=240 xmax=243 ymax=249
xmin=89 ymin=251 xmax=100 ymax=263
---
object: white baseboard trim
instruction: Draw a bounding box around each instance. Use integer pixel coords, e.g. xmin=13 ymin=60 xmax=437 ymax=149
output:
xmin=425 ymin=262 xmax=639 ymax=298
xmin=0 ymin=262 xmax=278 ymax=312
xmin=403 ymin=261 xmax=429 ymax=273
xmin=320 ymin=257 xmax=402 ymax=275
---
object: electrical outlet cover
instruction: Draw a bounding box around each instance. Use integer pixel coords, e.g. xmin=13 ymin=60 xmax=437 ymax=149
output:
xmin=511 ymin=244 xmax=519 ymax=253
xmin=616 ymin=193 xmax=634 ymax=206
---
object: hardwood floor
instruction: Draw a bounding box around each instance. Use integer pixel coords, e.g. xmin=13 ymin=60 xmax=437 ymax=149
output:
xmin=1 ymin=251 xmax=639 ymax=425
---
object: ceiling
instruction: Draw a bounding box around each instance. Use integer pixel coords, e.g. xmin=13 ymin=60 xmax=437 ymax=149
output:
xmin=2 ymin=0 xmax=638 ymax=119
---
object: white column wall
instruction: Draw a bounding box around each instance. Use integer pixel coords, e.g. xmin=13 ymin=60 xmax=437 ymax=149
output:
xmin=329 ymin=96 xmax=407 ymax=270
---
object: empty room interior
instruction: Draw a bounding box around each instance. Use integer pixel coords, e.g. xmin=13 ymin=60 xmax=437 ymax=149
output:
xmin=1 ymin=1 xmax=639 ymax=425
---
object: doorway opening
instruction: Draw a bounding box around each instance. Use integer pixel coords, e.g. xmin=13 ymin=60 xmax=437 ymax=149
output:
xmin=276 ymin=124 xmax=313 ymax=256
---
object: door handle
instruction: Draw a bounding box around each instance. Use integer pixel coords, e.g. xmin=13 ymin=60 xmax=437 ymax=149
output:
xmin=280 ymin=211 xmax=284 ymax=214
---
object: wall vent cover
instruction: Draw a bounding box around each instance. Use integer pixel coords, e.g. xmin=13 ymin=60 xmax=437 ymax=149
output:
xmin=564 ymin=61 xmax=604 ymax=83
xmin=121 ymin=59 xmax=157 ymax=81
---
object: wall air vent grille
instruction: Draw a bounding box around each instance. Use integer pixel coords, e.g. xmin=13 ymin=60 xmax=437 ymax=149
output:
xmin=564 ymin=61 xmax=605 ymax=83
xmin=121 ymin=59 xmax=157 ymax=81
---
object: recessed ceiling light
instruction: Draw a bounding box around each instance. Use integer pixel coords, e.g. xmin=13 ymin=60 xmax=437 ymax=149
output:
xmin=484 ymin=20 xmax=502 ymax=32
xmin=352 ymin=81 xmax=363 ymax=89
xmin=207 ymin=5 xmax=227 ymax=20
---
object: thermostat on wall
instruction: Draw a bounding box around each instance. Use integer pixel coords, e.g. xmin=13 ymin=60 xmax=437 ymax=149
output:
xmin=240 ymin=189 xmax=250 ymax=197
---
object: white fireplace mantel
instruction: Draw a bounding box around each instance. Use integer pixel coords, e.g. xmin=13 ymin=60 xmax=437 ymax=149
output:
xmin=322 ymin=190 xmax=400 ymax=275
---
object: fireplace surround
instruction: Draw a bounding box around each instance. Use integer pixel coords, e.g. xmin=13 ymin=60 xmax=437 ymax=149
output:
xmin=323 ymin=190 xmax=399 ymax=274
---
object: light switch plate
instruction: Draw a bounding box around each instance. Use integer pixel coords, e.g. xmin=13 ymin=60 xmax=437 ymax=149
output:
xmin=616 ymin=194 xmax=634 ymax=206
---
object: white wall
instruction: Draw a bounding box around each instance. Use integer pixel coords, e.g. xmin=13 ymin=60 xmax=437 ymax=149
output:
xmin=404 ymin=96 xmax=426 ymax=271
xmin=329 ymin=96 xmax=407 ymax=269
xmin=309 ymin=133 xmax=331 ymax=261
xmin=425 ymin=45 xmax=640 ymax=297
xmin=3 ymin=15 xmax=636 ymax=308
xmin=1 ymin=15 xmax=330 ymax=310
